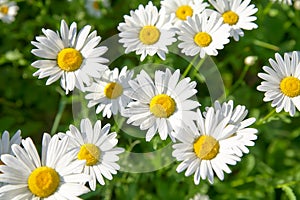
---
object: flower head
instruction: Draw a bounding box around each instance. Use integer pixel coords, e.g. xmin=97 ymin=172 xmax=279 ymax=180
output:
xmin=123 ymin=68 xmax=200 ymax=141
xmin=85 ymin=0 xmax=110 ymax=18
xmin=177 ymin=12 xmax=230 ymax=58
xmin=257 ymin=51 xmax=300 ymax=116
xmin=208 ymin=0 xmax=258 ymax=41
xmin=85 ymin=66 xmax=134 ymax=118
xmin=31 ymin=19 xmax=109 ymax=94
xmin=0 ymin=133 xmax=90 ymax=199
xmin=60 ymin=118 xmax=124 ymax=191
xmin=160 ymin=0 xmax=209 ymax=27
xmin=118 ymin=1 xmax=177 ymax=61
xmin=172 ymin=100 xmax=257 ymax=184
xmin=0 ymin=0 xmax=18 ymax=23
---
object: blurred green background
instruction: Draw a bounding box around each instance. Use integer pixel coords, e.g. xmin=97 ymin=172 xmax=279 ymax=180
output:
xmin=1 ymin=0 xmax=300 ymax=199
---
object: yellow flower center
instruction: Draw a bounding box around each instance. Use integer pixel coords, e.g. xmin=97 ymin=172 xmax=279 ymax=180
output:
xmin=57 ymin=48 xmax=83 ymax=72
xmin=104 ymin=82 xmax=123 ymax=99
xmin=27 ymin=166 xmax=60 ymax=198
xmin=193 ymin=135 xmax=220 ymax=160
xmin=222 ymin=10 xmax=239 ymax=25
xmin=176 ymin=5 xmax=193 ymax=20
xmin=280 ymin=76 xmax=300 ymax=97
xmin=149 ymin=94 xmax=176 ymax=118
xmin=194 ymin=32 xmax=212 ymax=47
xmin=92 ymin=1 xmax=99 ymax=10
xmin=77 ymin=143 xmax=100 ymax=166
xmin=139 ymin=26 xmax=161 ymax=45
xmin=0 ymin=5 xmax=9 ymax=15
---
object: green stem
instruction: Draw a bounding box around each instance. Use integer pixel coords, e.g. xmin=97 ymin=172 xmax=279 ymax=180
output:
xmin=227 ymin=64 xmax=251 ymax=95
xmin=257 ymin=109 xmax=276 ymax=125
xmin=50 ymin=96 xmax=67 ymax=135
xmin=181 ymin=56 xmax=197 ymax=79
xmin=253 ymin=40 xmax=280 ymax=51
xmin=191 ymin=55 xmax=206 ymax=79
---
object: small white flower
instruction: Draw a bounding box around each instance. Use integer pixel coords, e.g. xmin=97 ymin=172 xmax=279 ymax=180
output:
xmin=31 ymin=19 xmax=109 ymax=94
xmin=0 ymin=0 xmax=19 ymax=23
xmin=177 ymin=12 xmax=230 ymax=58
xmin=208 ymin=0 xmax=258 ymax=41
xmin=257 ymin=51 xmax=300 ymax=116
xmin=172 ymin=101 xmax=257 ymax=184
xmin=118 ymin=1 xmax=176 ymax=61
xmin=85 ymin=66 xmax=134 ymax=118
xmin=123 ymin=68 xmax=200 ymax=142
xmin=85 ymin=0 xmax=110 ymax=18
xmin=160 ymin=0 xmax=209 ymax=27
xmin=60 ymin=118 xmax=124 ymax=191
xmin=189 ymin=193 xmax=210 ymax=200
xmin=0 ymin=133 xmax=90 ymax=199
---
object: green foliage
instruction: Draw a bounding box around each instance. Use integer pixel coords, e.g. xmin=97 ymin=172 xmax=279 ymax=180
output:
xmin=1 ymin=0 xmax=300 ymax=199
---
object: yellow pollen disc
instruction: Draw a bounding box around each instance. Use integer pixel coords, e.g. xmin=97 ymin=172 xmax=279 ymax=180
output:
xmin=176 ymin=5 xmax=193 ymax=20
xmin=194 ymin=32 xmax=212 ymax=47
xmin=77 ymin=143 xmax=100 ymax=166
xmin=104 ymin=82 xmax=123 ymax=99
xmin=0 ymin=5 xmax=9 ymax=15
xmin=193 ymin=135 xmax=220 ymax=160
xmin=222 ymin=10 xmax=239 ymax=25
xmin=27 ymin=166 xmax=60 ymax=198
xmin=92 ymin=1 xmax=99 ymax=10
xmin=139 ymin=26 xmax=161 ymax=45
xmin=280 ymin=76 xmax=300 ymax=97
xmin=57 ymin=48 xmax=83 ymax=72
xmin=149 ymin=94 xmax=176 ymax=118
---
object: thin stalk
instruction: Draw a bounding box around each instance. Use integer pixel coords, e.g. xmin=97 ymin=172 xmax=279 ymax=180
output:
xmin=227 ymin=64 xmax=251 ymax=96
xmin=50 ymin=96 xmax=67 ymax=135
xmin=257 ymin=109 xmax=276 ymax=125
xmin=181 ymin=56 xmax=198 ymax=79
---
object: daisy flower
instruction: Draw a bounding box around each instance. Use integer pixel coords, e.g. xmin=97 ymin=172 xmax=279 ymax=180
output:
xmin=118 ymin=1 xmax=177 ymax=61
xmin=0 ymin=0 xmax=19 ymax=24
xmin=0 ymin=133 xmax=90 ymax=199
xmin=257 ymin=51 xmax=300 ymax=116
xmin=85 ymin=66 xmax=134 ymax=118
xmin=172 ymin=101 xmax=257 ymax=184
xmin=31 ymin=19 xmax=109 ymax=94
xmin=208 ymin=0 xmax=258 ymax=41
xmin=85 ymin=0 xmax=110 ymax=18
xmin=160 ymin=0 xmax=209 ymax=27
xmin=177 ymin=12 xmax=230 ymax=58
xmin=60 ymin=118 xmax=124 ymax=191
xmin=270 ymin=0 xmax=293 ymax=5
xmin=123 ymin=68 xmax=200 ymax=142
